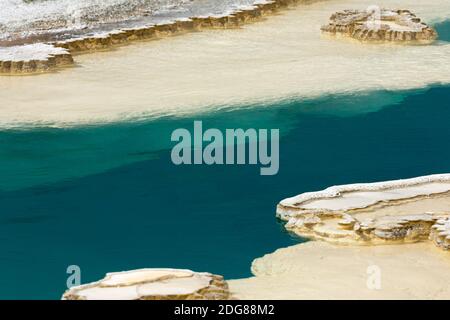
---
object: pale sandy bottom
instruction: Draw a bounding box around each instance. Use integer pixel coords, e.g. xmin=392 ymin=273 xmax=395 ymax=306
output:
xmin=228 ymin=242 xmax=450 ymax=299
xmin=229 ymin=195 xmax=450 ymax=299
xmin=0 ymin=0 xmax=450 ymax=127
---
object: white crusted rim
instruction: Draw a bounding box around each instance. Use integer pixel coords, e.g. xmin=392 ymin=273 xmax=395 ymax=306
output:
xmin=279 ymin=174 xmax=450 ymax=212
xmin=0 ymin=43 xmax=70 ymax=62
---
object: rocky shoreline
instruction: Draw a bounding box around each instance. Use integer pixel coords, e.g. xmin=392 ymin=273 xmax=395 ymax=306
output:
xmin=1 ymin=4 xmax=440 ymax=75
xmin=63 ymin=174 xmax=450 ymax=299
xmin=0 ymin=0 xmax=305 ymax=75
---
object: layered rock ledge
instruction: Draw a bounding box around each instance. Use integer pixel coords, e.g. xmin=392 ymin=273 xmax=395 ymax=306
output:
xmin=277 ymin=174 xmax=450 ymax=249
xmin=0 ymin=43 xmax=73 ymax=74
xmin=321 ymin=9 xmax=437 ymax=42
xmin=0 ymin=0 xmax=303 ymax=75
xmin=62 ymin=268 xmax=231 ymax=300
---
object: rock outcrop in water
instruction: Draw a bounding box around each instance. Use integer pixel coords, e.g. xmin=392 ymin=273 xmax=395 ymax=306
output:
xmin=321 ymin=9 xmax=437 ymax=42
xmin=62 ymin=269 xmax=231 ymax=300
xmin=0 ymin=0 xmax=304 ymax=75
xmin=277 ymin=174 xmax=450 ymax=249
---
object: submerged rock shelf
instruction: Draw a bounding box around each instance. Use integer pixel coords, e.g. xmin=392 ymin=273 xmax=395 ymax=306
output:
xmin=0 ymin=0 xmax=304 ymax=75
xmin=321 ymin=8 xmax=437 ymax=42
xmin=62 ymin=269 xmax=231 ymax=300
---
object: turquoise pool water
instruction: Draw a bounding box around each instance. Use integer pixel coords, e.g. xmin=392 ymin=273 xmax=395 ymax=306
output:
xmin=436 ymin=20 xmax=450 ymax=42
xmin=0 ymin=84 xmax=450 ymax=299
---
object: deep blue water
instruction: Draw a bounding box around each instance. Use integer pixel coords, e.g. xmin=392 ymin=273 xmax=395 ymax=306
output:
xmin=0 ymin=84 xmax=450 ymax=299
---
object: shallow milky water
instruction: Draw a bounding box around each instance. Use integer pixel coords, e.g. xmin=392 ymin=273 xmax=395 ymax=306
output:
xmin=0 ymin=0 xmax=449 ymax=299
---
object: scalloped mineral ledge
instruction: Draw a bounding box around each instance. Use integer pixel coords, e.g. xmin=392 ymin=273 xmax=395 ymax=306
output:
xmin=277 ymin=174 xmax=450 ymax=249
xmin=0 ymin=0 xmax=302 ymax=75
xmin=321 ymin=9 xmax=437 ymax=42
xmin=62 ymin=268 xmax=231 ymax=300
xmin=0 ymin=43 xmax=73 ymax=74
